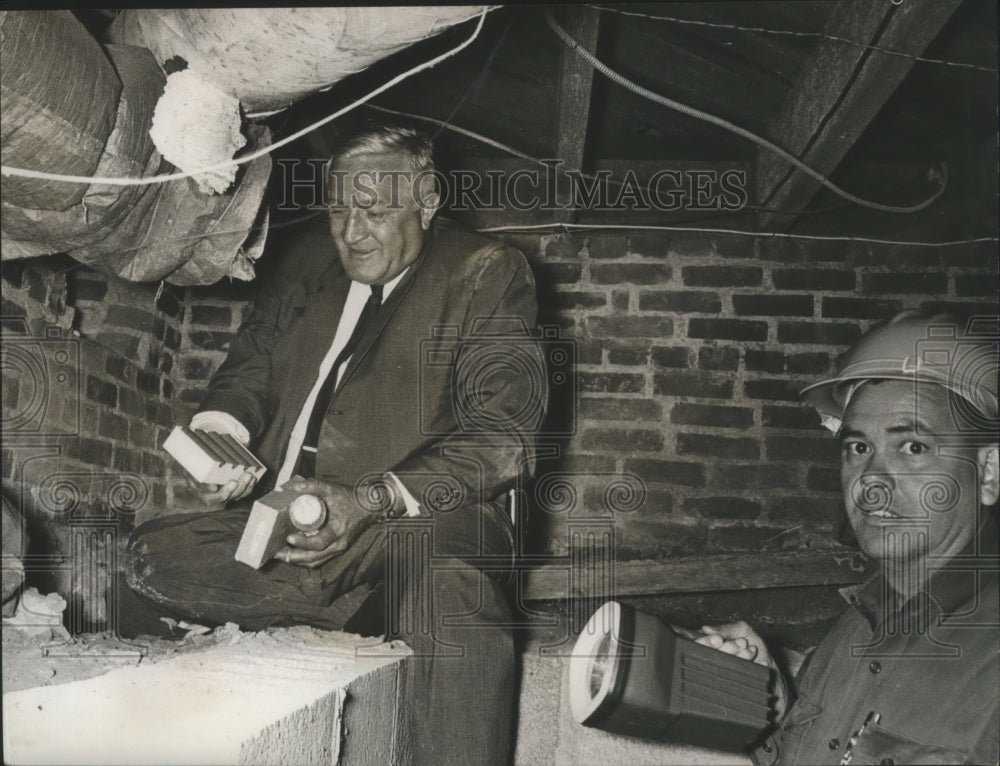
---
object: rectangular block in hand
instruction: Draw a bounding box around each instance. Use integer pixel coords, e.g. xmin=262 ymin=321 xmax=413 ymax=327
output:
xmin=235 ymin=489 xmax=302 ymax=569
xmin=163 ymin=426 xmax=266 ymax=485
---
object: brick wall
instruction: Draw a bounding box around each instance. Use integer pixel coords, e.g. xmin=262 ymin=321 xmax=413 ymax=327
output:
xmin=5 ymin=231 xmax=995 ymax=566
xmin=1 ymin=259 xmax=182 ymax=528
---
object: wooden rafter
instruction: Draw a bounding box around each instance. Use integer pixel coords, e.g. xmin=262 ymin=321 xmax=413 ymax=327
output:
xmin=756 ymin=0 xmax=963 ymax=229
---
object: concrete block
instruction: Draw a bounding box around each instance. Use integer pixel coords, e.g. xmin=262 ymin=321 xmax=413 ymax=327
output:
xmin=3 ymin=627 xmax=412 ymax=765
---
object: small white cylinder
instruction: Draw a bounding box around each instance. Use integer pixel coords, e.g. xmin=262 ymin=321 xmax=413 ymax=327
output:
xmin=288 ymin=494 xmax=327 ymax=533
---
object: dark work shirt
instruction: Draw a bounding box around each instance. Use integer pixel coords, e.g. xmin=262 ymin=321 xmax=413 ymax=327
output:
xmin=756 ymin=513 xmax=999 ymax=765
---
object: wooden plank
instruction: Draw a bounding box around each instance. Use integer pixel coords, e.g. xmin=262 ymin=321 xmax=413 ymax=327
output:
xmin=553 ymin=6 xmax=600 ymax=222
xmin=519 ymin=549 xmax=867 ymax=602
xmin=756 ymin=0 xmax=963 ymax=229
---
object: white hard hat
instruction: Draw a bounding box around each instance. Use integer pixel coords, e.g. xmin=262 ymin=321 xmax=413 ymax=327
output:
xmin=800 ymin=311 xmax=998 ymax=433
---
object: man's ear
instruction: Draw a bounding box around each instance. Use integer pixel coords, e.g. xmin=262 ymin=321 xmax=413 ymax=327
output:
xmin=977 ymin=445 xmax=999 ymax=506
xmin=416 ymin=173 xmax=440 ymax=230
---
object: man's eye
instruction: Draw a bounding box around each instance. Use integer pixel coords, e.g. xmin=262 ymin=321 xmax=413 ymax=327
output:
xmin=901 ymin=441 xmax=929 ymax=456
xmin=366 ymin=210 xmax=387 ymax=222
xmin=329 ymin=207 xmax=348 ymax=217
xmin=843 ymin=441 xmax=869 ymax=456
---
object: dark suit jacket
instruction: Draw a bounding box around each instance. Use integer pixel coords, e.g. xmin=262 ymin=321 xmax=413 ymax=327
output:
xmin=199 ymin=215 xmax=544 ymax=557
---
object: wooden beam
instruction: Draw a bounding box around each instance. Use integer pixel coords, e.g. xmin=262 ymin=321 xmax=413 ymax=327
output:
xmin=519 ymin=549 xmax=867 ymax=602
xmin=553 ymin=6 xmax=600 ymax=222
xmin=756 ymin=0 xmax=963 ymax=229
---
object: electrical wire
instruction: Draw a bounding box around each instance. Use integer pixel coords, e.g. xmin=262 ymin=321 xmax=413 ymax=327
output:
xmin=0 ymin=9 xmax=490 ymax=188
xmin=588 ymin=4 xmax=998 ymax=73
xmin=545 ymin=9 xmax=948 ymax=215
xmin=475 ymin=221 xmax=998 ymax=249
xmin=365 ymin=102 xmax=949 ymax=220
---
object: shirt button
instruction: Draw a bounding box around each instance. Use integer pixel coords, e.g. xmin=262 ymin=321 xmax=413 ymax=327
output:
xmin=869 ymin=661 xmax=881 ymax=674
xmin=828 ymin=738 xmax=840 ymax=750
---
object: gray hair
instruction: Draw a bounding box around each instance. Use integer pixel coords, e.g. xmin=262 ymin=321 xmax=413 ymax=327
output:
xmin=327 ymin=123 xmax=435 ymax=175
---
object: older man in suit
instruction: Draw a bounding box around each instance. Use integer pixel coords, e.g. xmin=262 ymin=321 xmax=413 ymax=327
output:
xmin=126 ymin=121 xmax=545 ymax=765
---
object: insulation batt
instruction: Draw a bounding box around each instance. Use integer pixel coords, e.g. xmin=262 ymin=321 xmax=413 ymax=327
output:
xmin=149 ymin=70 xmax=246 ymax=195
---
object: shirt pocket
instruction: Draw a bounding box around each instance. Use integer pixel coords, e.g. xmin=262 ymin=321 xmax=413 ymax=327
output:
xmin=850 ymin=722 xmax=967 ymax=765
xmin=772 ymin=697 xmax=823 ymax=765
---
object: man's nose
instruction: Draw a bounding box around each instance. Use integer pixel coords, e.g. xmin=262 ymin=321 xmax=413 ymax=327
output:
xmin=855 ymin=454 xmax=895 ymax=511
xmin=342 ymin=209 xmax=368 ymax=245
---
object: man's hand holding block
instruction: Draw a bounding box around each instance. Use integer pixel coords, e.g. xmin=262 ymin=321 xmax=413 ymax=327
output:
xmin=163 ymin=426 xmax=266 ymax=485
xmin=235 ymin=489 xmax=327 ymax=569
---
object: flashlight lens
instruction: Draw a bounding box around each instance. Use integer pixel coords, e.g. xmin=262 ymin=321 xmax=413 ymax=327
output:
xmin=589 ymin=632 xmax=612 ymax=698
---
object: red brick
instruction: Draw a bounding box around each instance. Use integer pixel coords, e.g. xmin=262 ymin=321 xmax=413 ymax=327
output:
xmin=73 ymin=275 xmax=108 ymax=302
xmin=582 ymin=428 xmax=663 ymax=452
xmin=606 ymin=343 xmax=646 ymax=366
xmin=579 ymin=372 xmax=645 ymax=394
xmin=141 ymin=451 xmax=167 ymax=477
xmin=586 ymin=234 xmax=627 ymax=260
xmin=617 ymin=520 xmax=708 ymax=559
xmin=588 ymin=315 xmax=673 ymax=338
xmin=762 ymin=404 xmax=819 ymax=429
xmin=580 ymin=397 xmax=662 ymax=421
xmin=117 ymin=388 xmax=145 ymax=418
xmin=698 ymin=347 xmax=739 ymax=371
xmin=542 ymin=263 xmax=583 ymax=284
xmin=106 ymin=305 xmax=155 ymax=332
xmin=777 ymin=321 xmax=860 ymax=346
xmin=745 ymin=349 xmax=784 ymax=373
xmin=136 ymin=370 xmax=159 ymax=394
xmin=681 ymin=266 xmax=762 ymax=287
xmin=955 ymin=273 xmax=999 ymax=298
xmin=591 ymin=264 xmax=671 ymax=285
xmin=772 ymin=268 xmax=854 ymax=291
xmin=79 ymin=437 xmax=113 ymax=465
xmin=85 ymin=376 xmax=117 ymax=408
xmin=553 ymin=291 xmax=607 ymax=311
xmin=99 ymin=410 xmax=129 ymax=440
xmin=711 ymin=464 xmax=798 ymax=490
xmin=684 ymin=497 xmax=761 ymax=520
xmin=650 ymin=346 xmax=690 ymax=368
xmin=766 ymin=436 xmax=838 ymax=462
xmin=544 ymin=235 xmax=584 ymax=260
xmin=854 ymin=248 xmax=939 ymax=268
xmin=189 ymin=330 xmax=233 ymax=352
xmin=627 ymin=232 xmax=669 ymax=257
xmin=671 ymin=403 xmax=753 ymax=428
xmin=654 ymin=372 xmax=733 ymax=399
xmin=129 ymin=420 xmax=157 ymax=449
xmin=112 ymin=448 xmax=144 ymax=474
xmin=756 ymin=239 xmax=803 ymax=263
xmin=807 ymin=465 xmax=841 ymax=493
xmin=155 ymin=287 xmax=183 ymax=318
xmin=96 ymin=332 xmax=140 ymax=358
xmin=688 ymin=318 xmax=767 ymax=342
xmin=612 ymin=291 xmax=630 ymax=310
xmin=744 ymin=378 xmax=805 ymax=402
xmin=622 ymin=458 xmax=705 ymax=487
xmin=822 ymin=296 xmax=901 ymax=319
xmin=190 ymin=305 xmax=232 ymax=327
xmin=677 ymin=433 xmax=759 ymax=460
xmin=863 ymin=272 xmax=946 ymax=295
xmin=787 ymin=352 xmax=829 ymax=375
xmin=638 ymin=290 xmax=720 ymax=313
xmin=732 ymin=294 xmax=812 ymax=317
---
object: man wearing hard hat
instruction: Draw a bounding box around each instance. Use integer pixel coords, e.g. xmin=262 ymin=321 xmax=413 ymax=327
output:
xmin=698 ymin=311 xmax=999 ymax=765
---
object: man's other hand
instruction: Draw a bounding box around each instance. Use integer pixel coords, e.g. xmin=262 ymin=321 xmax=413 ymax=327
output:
xmin=695 ymin=621 xmax=789 ymax=719
xmin=188 ymin=470 xmax=257 ymax=510
xmin=276 ymin=478 xmax=375 ymax=568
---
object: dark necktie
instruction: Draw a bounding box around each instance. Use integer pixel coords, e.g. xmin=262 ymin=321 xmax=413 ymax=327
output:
xmin=297 ymin=284 xmax=383 ymax=478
